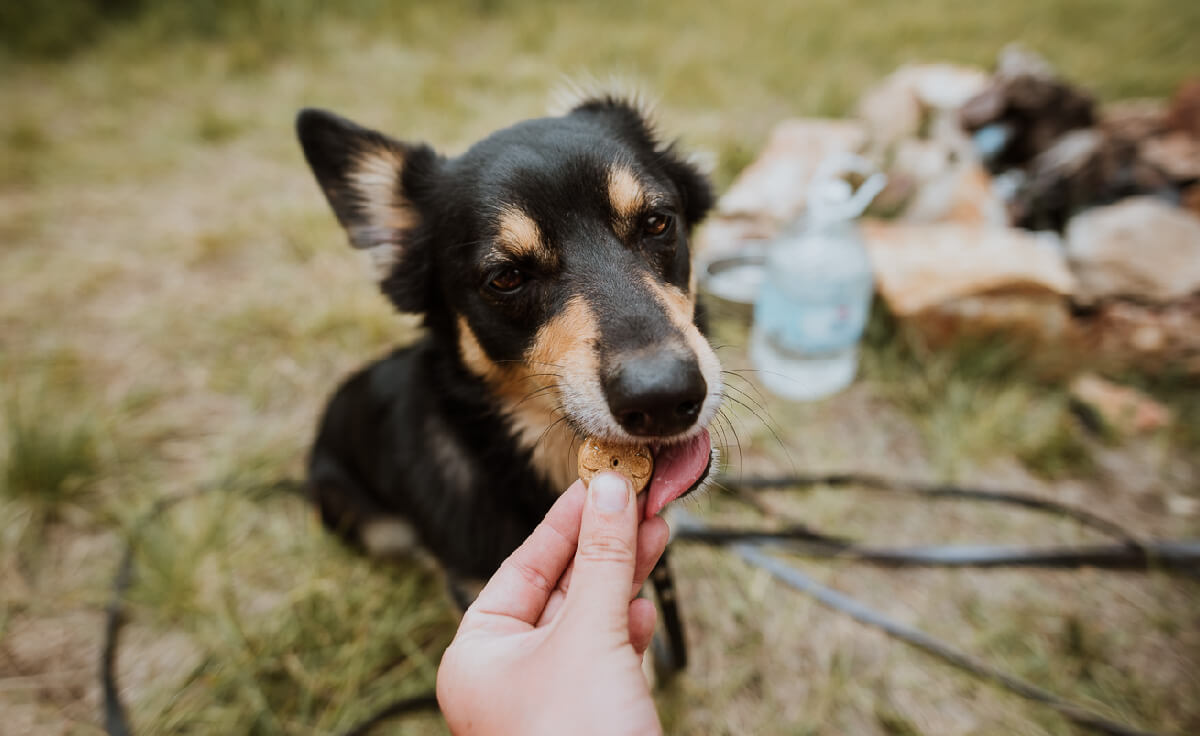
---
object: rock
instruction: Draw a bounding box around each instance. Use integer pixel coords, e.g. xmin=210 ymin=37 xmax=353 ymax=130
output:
xmin=1076 ymin=294 xmax=1200 ymax=374
xmin=1031 ymin=128 xmax=1104 ymax=175
xmin=959 ymin=52 xmax=1185 ymax=232
xmin=873 ymin=104 xmax=1008 ymax=226
xmin=859 ymin=64 xmax=989 ymax=150
xmin=716 ymin=119 xmax=867 ymax=223
xmin=1013 ymin=129 xmax=1176 ymax=232
xmin=1184 ymin=184 xmax=1200 ymax=217
xmin=1101 ymin=99 xmax=1168 ymax=142
xmin=1141 ymin=132 xmax=1200 ymax=182
xmin=901 ymin=158 xmax=1009 ymax=226
xmin=885 ymin=137 xmax=959 ymax=222
xmin=961 ymin=48 xmax=1097 ymax=173
xmin=908 ymin=290 xmax=1074 ymax=346
xmin=859 ymin=218 xmax=1200 ymax=370
xmin=861 ymin=221 xmax=1075 ymax=315
xmin=909 ymin=65 xmax=992 ymax=110
xmin=1070 ymin=373 xmax=1171 ymax=434
xmin=858 ymin=76 xmax=922 ymax=152
xmin=1065 ymin=197 xmax=1200 ymax=304
xmin=942 ymin=164 xmax=1010 ymax=226
xmin=1166 ymin=77 xmax=1200 ymax=138
xmin=961 ymin=66 xmax=1181 ymax=232
xmin=892 ymin=138 xmax=952 ymax=181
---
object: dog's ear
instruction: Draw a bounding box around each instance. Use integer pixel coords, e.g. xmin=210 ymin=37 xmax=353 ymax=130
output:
xmin=567 ymin=93 xmax=659 ymax=142
xmin=295 ymin=108 xmax=439 ymax=313
xmin=568 ymin=96 xmax=714 ymax=229
xmin=656 ymin=147 xmax=715 ymax=231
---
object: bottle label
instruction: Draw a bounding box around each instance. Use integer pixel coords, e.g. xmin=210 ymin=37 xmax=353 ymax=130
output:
xmin=753 ymin=279 xmax=871 ymax=356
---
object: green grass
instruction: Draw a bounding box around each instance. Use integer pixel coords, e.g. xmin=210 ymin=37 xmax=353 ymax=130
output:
xmin=129 ymin=493 xmax=456 ymax=735
xmin=0 ymin=350 xmax=110 ymax=512
xmin=0 ymin=367 xmax=112 ymax=595
xmin=2 ymin=404 xmax=99 ymax=510
xmin=1 ymin=116 xmax=52 ymax=192
xmin=2 ymin=2 xmax=1198 ymax=734
xmin=857 ymin=306 xmax=1097 ymax=479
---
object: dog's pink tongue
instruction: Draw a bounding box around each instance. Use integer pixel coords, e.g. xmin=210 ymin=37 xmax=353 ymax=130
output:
xmin=645 ymin=429 xmax=711 ymax=519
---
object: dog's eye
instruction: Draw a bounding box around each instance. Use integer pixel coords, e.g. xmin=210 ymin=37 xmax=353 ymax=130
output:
xmin=488 ymin=267 xmax=525 ymax=293
xmin=644 ymin=213 xmax=674 ymax=238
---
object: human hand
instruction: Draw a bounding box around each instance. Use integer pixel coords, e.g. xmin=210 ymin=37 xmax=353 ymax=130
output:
xmin=436 ymin=472 xmax=670 ymax=736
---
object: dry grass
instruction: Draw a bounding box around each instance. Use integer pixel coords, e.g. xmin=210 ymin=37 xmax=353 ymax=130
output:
xmin=2 ymin=2 xmax=1198 ymax=734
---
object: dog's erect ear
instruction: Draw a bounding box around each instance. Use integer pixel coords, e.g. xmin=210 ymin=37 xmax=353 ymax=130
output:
xmin=568 ymin=93 xmax=659 ymax=144
xmin=568 ymin=96 xmax=714 ymax=229
xmin=295 ymin=108 xmax=439 ymax=313
xmin=657 ymin=147 xmax=715 ymax=231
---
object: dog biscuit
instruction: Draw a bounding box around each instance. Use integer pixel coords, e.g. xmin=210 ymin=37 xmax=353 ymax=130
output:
xmin=577 ymin=437 xmax=653 ymax=493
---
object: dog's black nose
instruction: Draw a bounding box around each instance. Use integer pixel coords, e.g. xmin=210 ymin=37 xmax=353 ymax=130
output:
xmin=604 ymin=350 xmax=707 ymax=437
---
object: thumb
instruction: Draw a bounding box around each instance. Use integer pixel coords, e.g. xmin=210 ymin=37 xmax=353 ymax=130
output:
xmin=562 ymin=471 xmax=639 ymax=636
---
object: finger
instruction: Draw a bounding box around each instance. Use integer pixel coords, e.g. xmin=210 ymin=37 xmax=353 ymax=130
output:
xmin=630 ymin=516 xmax=669 ymax=598
xmin=466 ymin=480 xmax=585 ymax=629
xmin=629 ymin=598 xmax=658 ymax=656
xmin=538 ymin=512 xmax=670 ymax=626
xmin=554 ymin=497 xmax=652 ymax=600
xmin=550 ymin=517 xmax=664 ymax=609
xmin=535 ymin=563 xmax=570 ymax=626
xmin=561 ymin=471 xmax=639 ymax=635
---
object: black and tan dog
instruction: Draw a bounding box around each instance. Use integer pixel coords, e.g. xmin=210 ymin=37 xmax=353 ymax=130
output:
xmin=296 ymin=95 xmax=722 ymax=668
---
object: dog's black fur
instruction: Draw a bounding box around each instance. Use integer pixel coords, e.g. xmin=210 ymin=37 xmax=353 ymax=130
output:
xmin=297 ymin=96 xmax=720 ymax=624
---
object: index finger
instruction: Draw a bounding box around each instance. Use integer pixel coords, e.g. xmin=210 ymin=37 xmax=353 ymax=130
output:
xmin=464 ymin=480 xmax=586 ymax=629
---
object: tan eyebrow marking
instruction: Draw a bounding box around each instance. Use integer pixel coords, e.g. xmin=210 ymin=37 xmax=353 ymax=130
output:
xmin=492 ymin=206 xmax=557 ymax=269
xmin=607 ymin=164 xmax=647 ymax=237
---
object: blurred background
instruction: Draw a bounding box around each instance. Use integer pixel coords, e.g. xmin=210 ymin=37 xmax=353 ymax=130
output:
xmin=1 ymin=1 xmax=1197 ymax=734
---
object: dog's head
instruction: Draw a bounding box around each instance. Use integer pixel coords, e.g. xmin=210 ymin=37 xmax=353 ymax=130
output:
xmin=297 ymin=96 xmax=721 ymax=516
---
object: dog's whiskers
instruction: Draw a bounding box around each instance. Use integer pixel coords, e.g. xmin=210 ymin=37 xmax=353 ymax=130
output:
xmin=514 ymin=384 xmax=562 ymax=410
xmin=720 ymin=368 xmax=772 ymax=405
xmin=564 ymin=430 xmax=585 ymax=479
xmin=707 ymin=412 xmax=731 ymax=465
xmin=712 ymin=407 xmax=744 ymax=481
xmin=720 ymin=379 xmax=785 ymax=432
xmin=531 ymin=411 xmax=576 ymax=466
xmin=721 ymin=382 xmax=776 ymax=425
xmin=719 ymin=391 xmax=796 ymax=474
xmin=491 ymin=359 xmax=567 ymax=370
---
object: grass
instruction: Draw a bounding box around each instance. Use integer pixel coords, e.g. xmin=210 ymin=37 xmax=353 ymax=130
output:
xmin=1 ymin=2 xmax=1197 ymax=734
xmin=130 ymin=492 xmax=455 ymax=735
xmin=2 ymin=403 xmax=99 ymax=511
xmin=857 ymin=307 xmax=1098 ymax=479
xmin=0 ymin=359 xmax=110 ymax=577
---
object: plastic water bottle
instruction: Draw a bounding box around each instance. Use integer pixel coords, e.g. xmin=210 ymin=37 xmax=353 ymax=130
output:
xmin=750 ymin=155 xmax=885 ymax=400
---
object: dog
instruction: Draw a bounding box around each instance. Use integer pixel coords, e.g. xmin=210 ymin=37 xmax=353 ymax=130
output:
xmin=296 ymin=94 xmax=722 ymax=669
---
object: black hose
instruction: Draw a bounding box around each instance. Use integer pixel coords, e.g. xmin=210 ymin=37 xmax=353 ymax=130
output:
xmin=734 ymin=544 xmax=1164 ymax=736
xmin=102 ymin=474 xmax=1194 ymax=736
xmin=722 ymin=473 xmax=1143 ymax=545
xmin=673 ymin=518 xmax=1200 ymax=571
